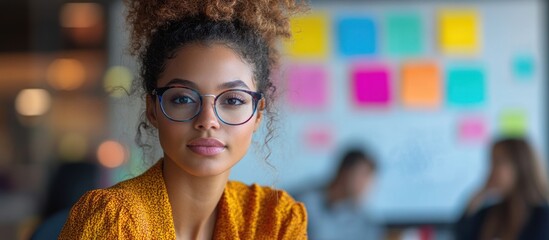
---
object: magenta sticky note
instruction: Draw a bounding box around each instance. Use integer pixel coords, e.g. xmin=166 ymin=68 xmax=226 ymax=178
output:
xmin=352 ymin=65 xmax=391 ymax=106
xmin=458 ymin=117 xmax=487 ymax=143
xmin=287 ymin=65 xmax=327 ymax=109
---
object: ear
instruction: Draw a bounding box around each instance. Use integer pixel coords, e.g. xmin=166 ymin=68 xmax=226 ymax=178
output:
xmin=146 ymin=94 xmax=159 ymax=129
xmin=253 ymin=99 xmax=265 ymax=132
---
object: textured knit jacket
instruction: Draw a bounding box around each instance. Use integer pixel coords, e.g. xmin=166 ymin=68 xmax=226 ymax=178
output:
xmin=59 ymin=160 xmax=307 ymax=239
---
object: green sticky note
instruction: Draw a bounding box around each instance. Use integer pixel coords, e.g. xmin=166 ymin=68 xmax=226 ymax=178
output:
xmin=499 ymin=110 xmax=527 ymax=136
xmin=447 ymin=66 xmax=486 ymax=106
xmin=386 ymin=13 xmax=423 ymax=56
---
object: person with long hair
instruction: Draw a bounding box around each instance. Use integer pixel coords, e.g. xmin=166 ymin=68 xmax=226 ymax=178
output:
xmin=455 ymin=138 xmax=549 ymax=240
xmin=59 ymin=0 xmax=308 ymax=239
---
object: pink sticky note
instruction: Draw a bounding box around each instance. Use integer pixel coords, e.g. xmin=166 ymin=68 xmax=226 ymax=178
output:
xmin=304 ymin=126 xmax=334 ymax=150
xmin=287 ymin=65 xmax=327 ymax=109
xmin=352 ymin=65 xmax=391 ymax=106
xmin=459 ymin=117 xmax=487 ymax=143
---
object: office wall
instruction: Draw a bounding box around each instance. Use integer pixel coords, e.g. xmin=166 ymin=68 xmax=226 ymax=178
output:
xmin=230 ymin=0 xmax=547 ymax=223
xmin=107 ymin=0 xmax=547 ymax=223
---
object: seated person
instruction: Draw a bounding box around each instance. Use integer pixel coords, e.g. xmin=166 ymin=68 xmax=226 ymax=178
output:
xmin=455 ymin=138 xmax=549 ymax=240
xmin=297 ymin=148 xmax=382 ymax=240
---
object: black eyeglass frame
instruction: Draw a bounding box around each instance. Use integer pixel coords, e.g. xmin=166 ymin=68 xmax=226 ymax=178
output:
xmin=151 ymin=86 xmax=264 ymax=126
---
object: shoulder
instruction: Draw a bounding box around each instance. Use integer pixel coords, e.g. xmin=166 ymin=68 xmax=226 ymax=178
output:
xmin=65 ymin=160 xmax=165 ymax=218
xmin=223 ymin=181 xmax=307 ymax=239
xmin=226 ymin=181 xmax=305 ymax=213
xmin=58 ymin=162 xmax=165 ymax=239
xmin=530 ymin=203 xmax=549 ymax=222
xmin=58 ymin=188 xmax=147 ymax=239
xmin=519 ymin=203 xmax=549 ymax=239
xmin=69 ymin=187 xmax=138 ymax=214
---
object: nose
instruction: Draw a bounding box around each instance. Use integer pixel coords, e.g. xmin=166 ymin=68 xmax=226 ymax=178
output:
xmin=193 ymin=97 xmax=220 ymax=130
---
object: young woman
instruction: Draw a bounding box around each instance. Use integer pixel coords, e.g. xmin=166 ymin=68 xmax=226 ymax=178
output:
xmin=59 ymin=0 xmax=308 ymax=239
xmin=455 ymin=138 xmax=549 ymax=240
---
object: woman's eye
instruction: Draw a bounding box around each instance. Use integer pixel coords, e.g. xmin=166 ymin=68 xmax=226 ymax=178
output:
xmin=172 ymin=96 xmax=195 ymax=104
xmin=225 ymin=98 xmax=245 ymax=105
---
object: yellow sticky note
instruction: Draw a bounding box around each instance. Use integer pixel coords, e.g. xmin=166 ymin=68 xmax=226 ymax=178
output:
xmin=401 ymin=62 xmax=441 ymax=109
xmin=439 ymin=9 xmax=480 ymax=55
xmin=285 ymin=12 xmax=329 ymax=59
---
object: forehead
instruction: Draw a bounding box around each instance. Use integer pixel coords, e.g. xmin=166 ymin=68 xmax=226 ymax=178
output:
xmin=157 ymin=43 xmax=256 ymax=91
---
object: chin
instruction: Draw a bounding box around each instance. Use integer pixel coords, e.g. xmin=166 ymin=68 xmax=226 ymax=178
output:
xmin=187 ymin=167 xmax=229 ymax=177
xmin=180 ymin=157 xmax=234 ymax=177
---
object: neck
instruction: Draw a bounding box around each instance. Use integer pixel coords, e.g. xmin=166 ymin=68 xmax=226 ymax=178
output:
xmin=327 ymin=181 xmax=346 ymax=204
xmin=162 ymin=157 xmax=229 ymax=240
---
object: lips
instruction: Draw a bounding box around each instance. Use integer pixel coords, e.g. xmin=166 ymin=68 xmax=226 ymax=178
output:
xmin=187 ymin=138 xmax=226 ymax=156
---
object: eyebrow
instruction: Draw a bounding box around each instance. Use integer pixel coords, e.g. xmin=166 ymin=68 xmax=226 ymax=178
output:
xmin=164 ymin=78 xmax=251 ymax=91
xmin=165 ymin=78 xmax=199 ymax=89
xmin=217 ymin=80 xmax=250 ymax=90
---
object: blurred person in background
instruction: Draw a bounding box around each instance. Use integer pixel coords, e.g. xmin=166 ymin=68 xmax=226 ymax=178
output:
xmin=455 ymin=138 xmax=549 ymax=240
xmin=297 ymin=148 xmax=382 ymax=240
xmin=30 ymin=161 xmax=100 ymax=240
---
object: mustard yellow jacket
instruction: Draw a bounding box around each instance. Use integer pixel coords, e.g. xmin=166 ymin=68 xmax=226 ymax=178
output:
xmin=59 ymin=160 xmax=307 ymax=239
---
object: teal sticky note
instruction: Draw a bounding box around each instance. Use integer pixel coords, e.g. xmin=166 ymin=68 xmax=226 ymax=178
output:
xmin=386 ymin=13 xmax=423 ymax=56
xmin=513 ymin=55 xmax=535 ymax=80
xmin=447 ymin=67 xmax=486 ymax=106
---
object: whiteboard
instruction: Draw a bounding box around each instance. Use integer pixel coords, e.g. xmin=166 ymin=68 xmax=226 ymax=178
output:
xmin=230 ymin=0 xmax=547 ymax=223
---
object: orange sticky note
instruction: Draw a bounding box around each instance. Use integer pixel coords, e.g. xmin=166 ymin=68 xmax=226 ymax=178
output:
xmin=438 ymin=9 xmax=481 ymax=55
xmin=401 ymin=62 xmax=441 ymax=109
xmin=285 ymin=12 xmax=329 ymax=59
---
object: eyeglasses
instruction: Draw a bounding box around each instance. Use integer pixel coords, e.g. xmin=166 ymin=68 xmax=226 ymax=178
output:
xmin=151 ymin=86 xmax=263 ymax=125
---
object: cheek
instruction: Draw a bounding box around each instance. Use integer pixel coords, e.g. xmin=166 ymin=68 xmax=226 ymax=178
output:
xmin=227 ymin=122 xmax=256 ymax=156
xmin=492 ymin=165 xmax=515 ymax=189
xmin=156 ymin=115 xmax=190 ymax=150
xmin=501 ymin=166 xmax=516 ymax=186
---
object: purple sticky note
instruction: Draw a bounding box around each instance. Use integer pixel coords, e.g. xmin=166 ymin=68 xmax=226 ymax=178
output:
xmin=287 ymin=64 xmax=328 ymax=109
xmin=352 ymin=65 xmax=391 ymax=106
xmin=458 ymin=117 xmax=487 ymax=143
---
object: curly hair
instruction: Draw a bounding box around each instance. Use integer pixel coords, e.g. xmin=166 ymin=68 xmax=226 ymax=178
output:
xmin=126 ymin=0 xmax=306 ymax=57
xmin=124 ymin=0 xmax=307 ymax=164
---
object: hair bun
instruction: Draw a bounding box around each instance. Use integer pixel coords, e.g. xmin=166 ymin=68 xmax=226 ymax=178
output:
xmin=125 ymin=0 xmax=307 ymax=55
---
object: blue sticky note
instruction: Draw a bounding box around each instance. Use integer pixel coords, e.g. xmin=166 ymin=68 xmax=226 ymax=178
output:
xmin=337 ymin=17 xmax=377 ymax=56
xmin=513 ymin=55 xmax=535 ymax=80
xmin=447 ymin=67 xmax=486 ymax=106
xmin=386 ymin=13 xmax=423 ymax=56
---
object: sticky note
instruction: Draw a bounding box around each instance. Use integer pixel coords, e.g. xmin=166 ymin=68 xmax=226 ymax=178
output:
xmin=401 ymin=62 xmax=441 ymax=109
xmin=304 ymin=126 xmax=334 ymax=150
xmin=286 ymin=65 xmax=328 ymax=109
xmin=337 ymin=17 xmax=377 ymax=56
xmin=352 ymin=64 xmax=391 ymax=106
xmin=386 ymin=13 xmax=423 ymax=56
xmin=439 ymin=9 xmax=480 ymax=55
xmin=513 ymin=55 xmax=535 ymax=80
xmin=458 ymin=117 xmax=487 ymax=143
xmin=286 ymin=13 xmax=329 ymax=59
xmin=499 ymin=110 xmax=527 ymax=136
xmin=447 ymin=66 xmax=485 ymax=106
